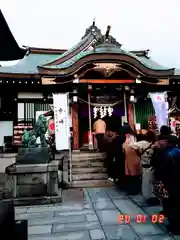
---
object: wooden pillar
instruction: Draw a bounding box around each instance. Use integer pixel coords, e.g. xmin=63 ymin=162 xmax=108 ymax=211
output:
xmin=88 ymin=85 xmax=93 ymax=150
xmin=128 ymin=102 xmax=135 ymax=131
xmin=72 ymin=103 xmax=79 ymax=150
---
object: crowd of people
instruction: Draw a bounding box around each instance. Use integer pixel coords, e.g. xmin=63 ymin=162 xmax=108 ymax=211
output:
xmin=93 ymin=114 xmax=180 ymax=235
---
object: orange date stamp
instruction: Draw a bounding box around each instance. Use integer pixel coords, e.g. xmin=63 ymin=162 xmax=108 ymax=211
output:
xmin=117 ymin=214 xmax=165 ymax=224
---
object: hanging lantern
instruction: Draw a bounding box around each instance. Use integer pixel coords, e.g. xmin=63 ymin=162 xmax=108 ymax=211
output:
xmin=108 ymin=106 xmax=113 ymax=116
xmin=93 ymin=107 xmax=98 ymax=118
xmin=73 ymin=89 xmax=78 ymax=102
xmin=125 ymin=86 xmax=130 ymax=91
xmin=100 ymin=106 xmax=104 ymax=118
xmin=130 ymin=95 xmax=135 ymax=102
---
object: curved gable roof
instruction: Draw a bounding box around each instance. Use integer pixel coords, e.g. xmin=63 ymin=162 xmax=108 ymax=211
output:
xmin=40 ymin=43 xmax=174 ymax=77
xmin=0 ymin=22 xmax=176 ymax=78
xmin=42 ymin=22 xmax=102 ymax=66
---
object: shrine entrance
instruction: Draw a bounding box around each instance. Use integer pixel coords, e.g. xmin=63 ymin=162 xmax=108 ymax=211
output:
xmin=77 ymin=85 xmax=126 ymax=149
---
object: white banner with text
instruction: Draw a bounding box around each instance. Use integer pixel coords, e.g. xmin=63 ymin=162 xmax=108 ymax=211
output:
xmin=53 ymin=93 xmax=70 ymax=150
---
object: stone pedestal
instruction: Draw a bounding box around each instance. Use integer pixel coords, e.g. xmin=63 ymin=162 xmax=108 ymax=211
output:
xmin=5 ymin=161 xmax=61 ymax=205
xmin=16 ymin=147 xmax=50 ymax=165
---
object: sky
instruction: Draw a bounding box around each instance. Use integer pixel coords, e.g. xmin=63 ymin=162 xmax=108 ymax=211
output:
xmin=1 ymin=0 xmax=180 ymax=68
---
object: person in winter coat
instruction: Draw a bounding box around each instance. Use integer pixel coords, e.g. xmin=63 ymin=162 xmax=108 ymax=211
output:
xmin=151 ymin=125 xmax=178 ymax=216
xmin=151 ymin=136 xmax=180 ymax=234
xmin=123 ymin=130 xmax=155 ymax=195
xmin=104 ymin=130 xmax=117 ymax=180
xmin=112 ymin=130 xmax=126 ymax=186
xmin=123 ymin=132 xmax=142 ymax=194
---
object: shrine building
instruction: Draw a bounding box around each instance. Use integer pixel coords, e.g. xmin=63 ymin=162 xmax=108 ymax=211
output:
xmin=0 ymin=21 xmax=180 ymax=151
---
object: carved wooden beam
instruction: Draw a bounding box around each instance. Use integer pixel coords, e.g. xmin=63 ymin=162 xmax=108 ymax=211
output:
xmin=41 ymin=77 xmax=56 ymax=85
xmin=93 ymin=63 xmax=120 ymax=77
xmin=156 ymin=79 xmax=169 ymax=85
xmin=79 ymin=79 xmax=134 ymax=84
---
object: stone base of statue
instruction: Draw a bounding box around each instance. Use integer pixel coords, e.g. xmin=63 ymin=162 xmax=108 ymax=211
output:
xmin=5 ymin=161 xmax=62 ymax=206
xmin=16 ymin=147 xmax=49 ymax=165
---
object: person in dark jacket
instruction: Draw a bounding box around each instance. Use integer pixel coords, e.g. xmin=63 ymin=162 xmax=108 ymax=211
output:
xmin=112 ymin=130 xmax=126 ymax=186
xmin=151 ymin=137 xmax=180 ymax=234
xmin=159 ymin=125 xmax=171 ymax=139
xmin=104 ymin=130 xmax=117 ymax=180
xmin=113 ymin=125 xmax=135 ymax=188
xmin=151 ymin=125 xmax=178 ymax=216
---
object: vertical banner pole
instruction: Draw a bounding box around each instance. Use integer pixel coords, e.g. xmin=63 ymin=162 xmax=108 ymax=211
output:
xmin=165 ymin=92 xmax=169 ymax=126
xmin=67 ymin=93 xmax=72 ymax=183
xmin=123 ymin=90 xmax=128 ymax=123
xmin=88 ymin=87 xmax=93 ymax=150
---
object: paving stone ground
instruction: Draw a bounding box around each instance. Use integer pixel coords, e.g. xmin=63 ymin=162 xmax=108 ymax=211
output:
xmin=15 ymin=187 xmax=180 ymax=240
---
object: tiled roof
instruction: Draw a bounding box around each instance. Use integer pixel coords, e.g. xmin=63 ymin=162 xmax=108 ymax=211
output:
xmin=0 ymin=52 xmax=60 ymax=74
xmin=0 ymin=46 xmax=173 ymax=75
xmin=0 ymin=21 xmax=174 ymax=75
xmin=42 ymin=44 xmax=172 ymax=71
xmin=43 ymin=33 xmax=91 ymax=65
xmin=174 ymin=69 xmax=180 ymax=75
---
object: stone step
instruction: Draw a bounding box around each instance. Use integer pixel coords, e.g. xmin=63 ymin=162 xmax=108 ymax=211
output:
xmin=55 ymin=154 xmax=106 ymax=161
xmin=0 ymin=153 xmax=16 ymax=159
xmin=71 ymin=157 xmax=105 ymax=162
xmin=72 ymin=167 xmax=106 ymax=174
xmin=71 ymin=157 xmax=105 ymax=163
xmin=71 ymin=179 xmax=114 ymax=188
xmin=72 ymin=161 xmax=104 ymax=168
xmin=72 ymin=152 xmax=105 ymax=158
xmin=72 ymin=173 xmax=107 ymax=181
xmin=54 ymin=160 xmax=105 ymax=169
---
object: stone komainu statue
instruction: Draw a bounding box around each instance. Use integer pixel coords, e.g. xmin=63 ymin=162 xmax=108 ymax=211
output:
xmin=21 ymin=114 xmax=48 ymax=148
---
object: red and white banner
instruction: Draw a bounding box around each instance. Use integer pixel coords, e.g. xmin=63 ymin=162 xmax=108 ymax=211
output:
xmin=149 ymin=92 xmax=168 ymax=130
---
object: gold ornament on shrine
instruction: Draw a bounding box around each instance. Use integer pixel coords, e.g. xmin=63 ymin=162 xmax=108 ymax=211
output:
xmin=93 ymin=63 xmax=121 ymax=77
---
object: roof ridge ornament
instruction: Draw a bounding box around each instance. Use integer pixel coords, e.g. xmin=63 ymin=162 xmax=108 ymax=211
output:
xmin=130 ymin=49 xmax=150 ymax=58
xmin=92 ymin=18 xmax=96 ymax=27
xmin=91 ymin=25 xmax=122 ymax=48
xmin=82 ymin=19 xmax=102 ymax=39
xmin=105 ymin=25 xmax=111 ymax=40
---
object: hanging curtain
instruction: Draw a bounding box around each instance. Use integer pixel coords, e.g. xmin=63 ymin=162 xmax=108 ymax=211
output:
xmin=135 ymin=99 xmax=155 ymax=129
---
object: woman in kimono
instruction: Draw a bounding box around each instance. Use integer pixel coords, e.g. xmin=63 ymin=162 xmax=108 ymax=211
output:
xmin=123 ymin=130 xmax=156 ymax=195
xmin=123 ymin=133 xmax=141 ymax=194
